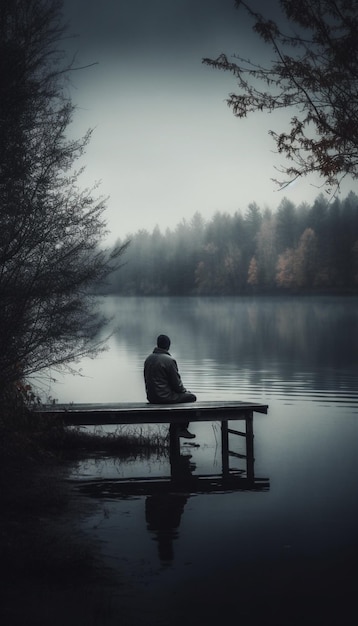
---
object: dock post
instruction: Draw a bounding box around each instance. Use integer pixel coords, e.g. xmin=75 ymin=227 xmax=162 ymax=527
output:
xmin=221 ymin=419 xmax=229 ymax=477
xmin=245 ymin=412 xmax=254 ymax=481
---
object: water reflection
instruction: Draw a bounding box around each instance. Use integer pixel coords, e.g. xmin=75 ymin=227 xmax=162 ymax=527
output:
xmin=72 ymin=418 xmax=270 ymax=567
xmin=108 ymin=295 xmax=358 ymax=370
xmin=145 ymin=453 xmax=194 ymax=565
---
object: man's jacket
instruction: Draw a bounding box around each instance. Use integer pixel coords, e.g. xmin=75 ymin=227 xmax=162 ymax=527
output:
xmin=144 ymin=347 xmax=187 ymax=403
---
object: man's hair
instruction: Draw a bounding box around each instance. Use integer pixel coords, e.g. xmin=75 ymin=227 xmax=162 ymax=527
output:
xmin=157 ymin=334 xmax=171 ymax=350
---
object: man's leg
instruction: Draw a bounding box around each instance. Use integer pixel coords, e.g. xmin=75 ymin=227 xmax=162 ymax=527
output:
xmin=177 ymin=392 xmax=197 ymax=403
xmin=173 ymin=423 xmax=196 ymax=439
xmin=169 ymin=393 xmax=197 ymax=438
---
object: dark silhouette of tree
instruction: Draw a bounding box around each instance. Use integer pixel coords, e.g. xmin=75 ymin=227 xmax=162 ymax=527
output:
xmin=275 ymin=199 xmax=300 ymax=252
xmin=0 ymin=0 xmax=125 ymax=386
xmin=167 ymin=218 xmax=203 ymax=295
xmin=203 ymin=0 xmax=358 ymax=190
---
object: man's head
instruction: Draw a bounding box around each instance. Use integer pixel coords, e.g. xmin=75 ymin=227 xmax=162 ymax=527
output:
xmin=157 ymin=334 xmax=171 ymax=350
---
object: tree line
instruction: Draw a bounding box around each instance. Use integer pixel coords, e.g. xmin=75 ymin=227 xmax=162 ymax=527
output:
xmin=103 ymin=192 xmax=358 ymax=295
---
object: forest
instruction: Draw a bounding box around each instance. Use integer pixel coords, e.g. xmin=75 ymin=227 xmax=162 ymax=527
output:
xmin=102 ymin=192 xmax=358 ymax=296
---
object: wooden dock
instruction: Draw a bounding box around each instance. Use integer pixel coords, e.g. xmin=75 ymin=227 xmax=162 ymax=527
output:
xmin=35 ymin=400 xmax=269 ymax=490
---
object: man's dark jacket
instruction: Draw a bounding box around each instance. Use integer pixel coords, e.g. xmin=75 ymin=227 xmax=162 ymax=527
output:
xmin=144 ymin=347 xmax=187 ymax=403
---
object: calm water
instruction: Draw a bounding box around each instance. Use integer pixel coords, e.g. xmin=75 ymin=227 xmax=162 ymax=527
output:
xmin=51 ymin=297 xmax=358 ymax=624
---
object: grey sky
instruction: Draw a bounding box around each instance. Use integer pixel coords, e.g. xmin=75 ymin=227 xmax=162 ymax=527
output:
xmin=63 ymin=0 xmax=357 ymax=243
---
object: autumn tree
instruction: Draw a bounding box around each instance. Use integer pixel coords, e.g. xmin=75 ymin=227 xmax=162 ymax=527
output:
xmin=276 ymin=248 xmax=295 ymax=288
xmin=247 ymin=256 xmax=259 ymax=287
xmin=0 ymin=0 xmax=125 ymax=389
xmin=203 ymin=0 xmax=358 ymax=190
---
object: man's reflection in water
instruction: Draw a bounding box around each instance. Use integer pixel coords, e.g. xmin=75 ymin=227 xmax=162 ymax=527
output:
xmin=145 ymin=491 xmax=188 ymax=563
xmin=145 ymin=442 xmax=196 ymax=565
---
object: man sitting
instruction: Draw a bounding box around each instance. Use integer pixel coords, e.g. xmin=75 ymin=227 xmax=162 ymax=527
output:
xmin=144 ymin=334 xmax=196 ymax=439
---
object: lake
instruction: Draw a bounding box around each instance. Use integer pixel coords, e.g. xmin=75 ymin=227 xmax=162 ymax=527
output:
xmin=50 ymin=296 xmax=358 ymax=625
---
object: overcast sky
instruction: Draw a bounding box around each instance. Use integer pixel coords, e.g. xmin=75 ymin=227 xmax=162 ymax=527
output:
xmin=62 ymin=0 xmax=357 ymax=244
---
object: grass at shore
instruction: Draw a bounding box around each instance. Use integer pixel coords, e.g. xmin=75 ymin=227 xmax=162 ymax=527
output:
xmin=44 ymin=421 xmax=170 ymax=458
xmin=1 ymin=401 xmax=169 ymax=463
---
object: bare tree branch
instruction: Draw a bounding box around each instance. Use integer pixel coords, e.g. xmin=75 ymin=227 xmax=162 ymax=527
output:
xmin=203 ymin=0 xmax=358 ymax=188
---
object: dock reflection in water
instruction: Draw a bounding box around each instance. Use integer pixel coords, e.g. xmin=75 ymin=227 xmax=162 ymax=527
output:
xmin=72 ymin=419 xmax=269 ymax=567
xmin=146 ymin=423 xmax=269 ymax=565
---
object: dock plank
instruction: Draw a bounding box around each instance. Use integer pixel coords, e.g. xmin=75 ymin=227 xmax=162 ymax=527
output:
xmin=34 ymin=400 xmax=268 ymax=426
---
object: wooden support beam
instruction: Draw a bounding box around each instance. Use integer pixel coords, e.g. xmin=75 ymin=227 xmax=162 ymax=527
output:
xmin=221 ymin=420 xmax=229 ymax=477
xmin=245 ymin=413 xmax=255 ymax=481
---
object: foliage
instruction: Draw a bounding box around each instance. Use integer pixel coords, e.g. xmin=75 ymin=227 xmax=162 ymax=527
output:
xmin=0 ymin=0 xmax=126 ymax=386
xmin=203 ymin=0 xmax=358 ymax=190
xmin=104 ymin=192 xmax=358 ymax=295
xmin=0 ymin=383 xmax=168 ymax=470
